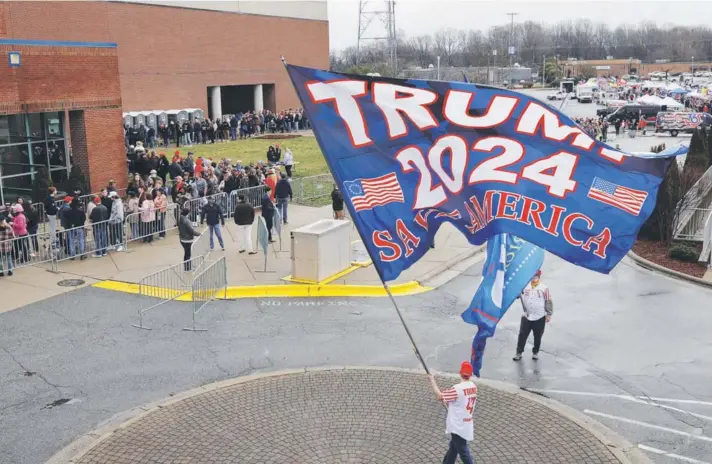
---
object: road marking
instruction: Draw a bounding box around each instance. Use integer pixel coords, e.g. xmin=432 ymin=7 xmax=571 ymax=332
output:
xmin=534 ymin=390 xmax=712 ymax=407
xmin=533 ymin=389 xmax=712 ymax=422
xmin=584 ymin=410 xmax=712 ymax=444
xmin=638 ymin=444 xmax=710 ymax=464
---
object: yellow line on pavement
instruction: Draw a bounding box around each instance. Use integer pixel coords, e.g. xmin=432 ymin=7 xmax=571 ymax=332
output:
xmin=281 ymin=263 xmax=364 ymax=285
xmin=93 ymin=280 xmax=431 ymax=299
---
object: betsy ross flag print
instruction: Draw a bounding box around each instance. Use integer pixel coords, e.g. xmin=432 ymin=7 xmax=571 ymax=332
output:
xmin=343 ymin=172 xmax=405 ymax=212
xmin=587 ymin=177 xmax=648 ymax=216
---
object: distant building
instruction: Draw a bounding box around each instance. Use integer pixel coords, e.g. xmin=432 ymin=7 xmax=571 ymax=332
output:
xmin=404 ymin=66 xmax=533 ymax=85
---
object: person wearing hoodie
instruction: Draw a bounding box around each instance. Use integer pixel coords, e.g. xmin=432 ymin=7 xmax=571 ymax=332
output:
xmin=89 ymin=196 xmax=109 ymax=257
xmin=109 ymin=191 xmax=125 ymax=251
xmin=178 ymin=207 xmax=201 ymax=271
xmin=66 ymin=199 xmax=87 ymax=260
xmin=58 ymin=196 xmax=73 ymax=255
xmin=265 ymin=169 xmax=277 ymax=202
xmin=11 ymin=204 xmax=29 ymax=264
xmin=20 ymin=199 xmax=39 ymax=256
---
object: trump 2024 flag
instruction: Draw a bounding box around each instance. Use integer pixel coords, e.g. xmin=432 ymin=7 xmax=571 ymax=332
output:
xmin=285 ymin=64 xmax=673 ymax=282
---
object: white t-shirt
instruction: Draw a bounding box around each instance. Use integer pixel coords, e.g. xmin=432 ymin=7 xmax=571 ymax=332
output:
xmin=520 ymin=282 xmax=550 ymax=321
xmin=442 ymin=380 xmax=477 ymax=441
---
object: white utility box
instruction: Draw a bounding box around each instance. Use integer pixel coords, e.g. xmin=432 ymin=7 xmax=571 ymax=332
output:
xmin=291 ymin=219 xmax=352 ymax=282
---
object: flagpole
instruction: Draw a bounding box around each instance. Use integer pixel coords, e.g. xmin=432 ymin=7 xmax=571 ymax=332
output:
xmin=280 ymin=57 xmax=432 ymax=376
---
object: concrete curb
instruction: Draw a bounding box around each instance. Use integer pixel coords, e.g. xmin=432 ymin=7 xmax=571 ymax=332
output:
xmin=627 ymin=250 xmax=712 ymax=289
xmin=46 ymin=366 xmax=650 ymax=464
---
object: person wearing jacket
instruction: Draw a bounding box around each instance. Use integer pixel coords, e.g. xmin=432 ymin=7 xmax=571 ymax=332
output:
xmin=178 ymin=207 xmax=201 ymax=271
xmin=265 ymin=169 xmax=277 ymax=202
xmin=65 ymin=199 xmax=87 ymax=260
xmin=233 ymin=195 xmax=257 ymax=254
xmin=0 ymin=217 xmax=15 ymax=276
xmin=283 ymin=148 xmax=295 ymax=178
xmin=11 ymin=204 xmax=29 ymax=264
xmin=261 ymin=187 xmax=276 ymax=243
xmin=201 ymin=196 xmax=225 ymax=251
xmin=21 ymin=199 xmax=39 ymax=256
xmin=58 ymin=196 xmax=72 ymax=255
xmin=154 ymin=188 xmax=168 ymax=239
xmin=109 ymin=191 xmax=125 ymax=251
xmin=43 ymin=187 xmax=59 ymax=250
xmin=89 ymin=196 xmax=109 ymax=257
xmin=275 ymin=173 xmax=292 ymax=225
xmin=140 ymin=192 xmax=156 ymax=243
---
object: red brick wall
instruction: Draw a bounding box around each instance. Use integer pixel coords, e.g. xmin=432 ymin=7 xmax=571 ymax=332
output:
xmin=2 ymin=1 xmax=330 ymax=112
xmin=83 ymin=107 xmax=127 ymax=192
xmin=0 ymin=44 xmax=122 ymax=114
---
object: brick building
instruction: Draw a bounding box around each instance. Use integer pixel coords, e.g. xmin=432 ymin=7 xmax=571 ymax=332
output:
xmin=0 ymin=0 xmax=329 ymax=201
xmin=562 ymin=58 xmax=712 ymax=78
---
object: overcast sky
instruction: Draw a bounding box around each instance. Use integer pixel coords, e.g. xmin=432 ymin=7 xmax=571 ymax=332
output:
xmin=328 ymin=0 xmax=711 ymax=51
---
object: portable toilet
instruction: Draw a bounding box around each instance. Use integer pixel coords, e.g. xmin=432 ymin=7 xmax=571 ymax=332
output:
xmin=135 ymin=113 xmax=146 ymax=127
xmin=157 ymin=111 xmax=168 ymax=127
xmin=145 ymin=111 xmax=157 ymax=128
xmin=176 ymin=110 xmax=189 ymax=124
xmin=122 ymin=113 xmax=133 ymax=127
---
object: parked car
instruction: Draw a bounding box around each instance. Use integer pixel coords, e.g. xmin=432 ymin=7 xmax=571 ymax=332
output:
xmin=547 ymin=90 xmax=567 ymax=101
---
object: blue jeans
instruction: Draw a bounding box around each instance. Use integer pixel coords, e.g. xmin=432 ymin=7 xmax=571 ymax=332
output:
xmin=276 ymin=198 xmax=289 ymax=223
xmin=93 ymin=224 xmax=108 ymax=256
xmin=209 ymin=224 xmax=224 ymax=250
xmin=443 ymin=434 xmax=473 ymax=464
xmin=69 ymin=228 xmax=85 ymax=257
xmin=230 ymin=127 xmax=237 ymax=140
xmin=0 ymin=251 xmax=12 ymax=272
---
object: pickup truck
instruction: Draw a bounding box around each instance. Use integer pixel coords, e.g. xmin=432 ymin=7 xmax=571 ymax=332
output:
xmin=546 ymin=91 xmax=567 ymax=101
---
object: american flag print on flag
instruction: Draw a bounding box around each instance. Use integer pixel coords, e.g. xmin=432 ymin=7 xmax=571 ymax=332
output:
xmin=587 ymin=177 xmax=648 ymax=216
xmin=343 ymin=172 xmax=405 ymax=212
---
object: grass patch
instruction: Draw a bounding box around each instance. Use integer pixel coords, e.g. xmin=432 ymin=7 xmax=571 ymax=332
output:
xmin=171 ymin=135 xmax=328 ymax=178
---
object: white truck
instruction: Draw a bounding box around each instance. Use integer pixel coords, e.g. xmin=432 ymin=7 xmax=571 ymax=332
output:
xmin=576 ymin=85 xmax=594 ymax=103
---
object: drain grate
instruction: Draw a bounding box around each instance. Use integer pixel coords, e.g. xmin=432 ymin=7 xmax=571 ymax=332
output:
xmin=57 ymin=279 xmax=85 ymax=287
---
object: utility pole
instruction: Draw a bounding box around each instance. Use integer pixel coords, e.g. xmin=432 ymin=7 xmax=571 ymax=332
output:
xmin=542 ymin=54 xmax=546 ymax=86
xmin=506 ymin=12 xmax=518 ymax=85
xmin=357 ymin=1 xmax=397 ymax=74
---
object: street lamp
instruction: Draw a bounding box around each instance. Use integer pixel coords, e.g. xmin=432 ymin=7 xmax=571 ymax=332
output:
xmin=692 ymin=56 xmax=695 ymax=74
xmin=437 ymin=56 xmax=441 ymax=80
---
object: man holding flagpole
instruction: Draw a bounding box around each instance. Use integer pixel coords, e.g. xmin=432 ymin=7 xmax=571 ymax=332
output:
xmin=428 ymin=362 xmax=477 ymax=464
xmin=513 ymin=270 xmax=553 ymax=361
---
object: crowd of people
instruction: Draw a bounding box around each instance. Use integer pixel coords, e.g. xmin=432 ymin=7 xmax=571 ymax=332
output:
xmin=124 ymin=109 xmax=310 ymax=149
xmin=0 ymin=139 xmax=303 ymax=276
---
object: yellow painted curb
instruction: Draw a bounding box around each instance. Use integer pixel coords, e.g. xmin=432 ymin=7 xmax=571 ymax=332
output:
xmin=92 ymin=280 xmax=432 ymax=299
xmin=219 ymin=281 xmax=431 ymax=299
xmin=282 ymin=263 xmax=364 ymax=285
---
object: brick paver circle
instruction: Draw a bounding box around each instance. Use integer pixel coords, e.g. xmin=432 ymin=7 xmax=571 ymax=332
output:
xmin=77 ymin=369 xmax=622 ymax=463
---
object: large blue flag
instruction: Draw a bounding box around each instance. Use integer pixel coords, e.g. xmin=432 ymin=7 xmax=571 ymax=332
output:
xmin=462 ymin=234 xmax=545 ymax=376
xmin=286 ymin=65 xmax=673 ymax=282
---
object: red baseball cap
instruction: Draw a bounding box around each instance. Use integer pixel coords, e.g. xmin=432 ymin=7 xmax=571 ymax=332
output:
xmin=459 ymin=361 xmax=473 ymax=377
xmin=535 ymin=269 xmax=542 ymax=277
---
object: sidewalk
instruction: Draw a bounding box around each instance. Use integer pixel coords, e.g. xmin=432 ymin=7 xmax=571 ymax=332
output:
xmin=0 ymin=203 xmax=484 ymax=312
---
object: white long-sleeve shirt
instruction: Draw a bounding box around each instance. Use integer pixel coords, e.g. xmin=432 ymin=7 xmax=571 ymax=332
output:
xmin=520 ymin=282 xmax=552 ymax=321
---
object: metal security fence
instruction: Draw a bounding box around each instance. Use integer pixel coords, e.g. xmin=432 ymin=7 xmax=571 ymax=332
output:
xmin=675 ymin=207 xmax=712 ymax=241
xmin=54 ymin=219 xmax=117 ymax=262
xmin=132 ymin=255 xmax=206 ymax=330
xmin=184 ymin=256 xmax=227 ymax=332
xmin=124 ymin=203 xmax=178 ymax=245
xmin=227 ymin=185 xmax=267 ymax=213
xmin=191 ymin=226 xmax=211 ymax=261
xmin=0 ymin=229 xmax=56 ymax=273
xmin=291 ymin=174 xmax=334 ymax=206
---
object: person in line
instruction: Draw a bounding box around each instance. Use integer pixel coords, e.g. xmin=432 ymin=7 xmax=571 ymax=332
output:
xmin=178 ymin=207 xmax=201 ymax=271
xmin=201 ymin=196 xmax=225 ymax=251
xmin=331 ymin=184 xmax=344 ymax=220
xmin=140 ymin=192 xmax=156 ymax=243
xmin=513 ymin=269 xmax=553 ymax=361
xmin=275 ymin=173 xmax=292 ymax=225
xmin=10 ymin=205 xmax=29 ymax=264
xmin=154 ymin=188 xmax=168 ymax=239
xmin=233 ymin=195 xmax=257 ymax=254
xmin=428 ymin=362 xmax=477 ymax=464
xmin=0 ymin=217 xmax=15 ymax=276
xmin=89 ymin=196 xmax=109 ymax=257
xmin=66 ymin=199 xmax=87 ymax=260
xmin=21 ymin=199 xmax=39 ymax=257
xmin=109 ymin=191 xmax=125 ymax=251
xmin=44 ymin=186 xmax=58 ymax=250
xmin=261 ymin=186 xmax=276 ymax=243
